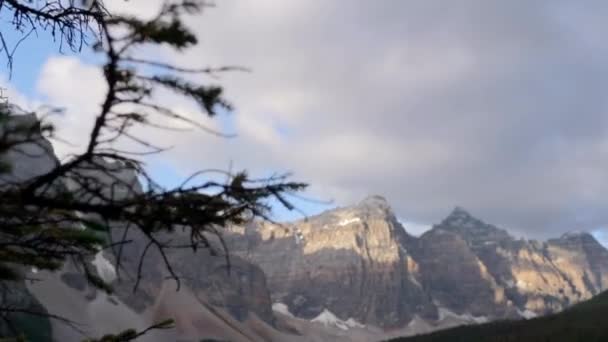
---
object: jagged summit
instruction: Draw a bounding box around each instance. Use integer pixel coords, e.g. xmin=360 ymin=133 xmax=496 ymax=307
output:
xmin=293 ymin=195 xmax=396 ymax=231
xmin=351 ymin=195 xmax=394 ymax=218
xmin=560 ymin=230 xmax=593 ymax=240
xmin=444 ymin=206 xmax=474 ymax=222
xmin=227 ymin=196 xmax=608 ymax=337
xmin=552 ymin=230 xmax=604 ymax=251
xmin=440 ymin=206 xmax=484 ymax=228
xmin=358 ymin=195 xmax=390 ymax=208
xmin=452 ymin=206 xmax=470 ymax=215
xmin=436 ymin=207 xmax=513 ymax=245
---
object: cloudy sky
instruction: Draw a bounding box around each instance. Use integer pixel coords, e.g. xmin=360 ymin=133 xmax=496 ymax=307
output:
xmin=3 ymin=0 xmax=608 ymax=241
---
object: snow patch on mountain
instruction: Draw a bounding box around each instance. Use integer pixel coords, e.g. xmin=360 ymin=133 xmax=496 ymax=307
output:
xmin=272 ymin=302 xmax=294 ymax=317
xmin=561 ymin=230 xmax=591 ymax=240
xmin=345 ymin=317 xmax=365 ymax=328
xmin=517 ymin=279 xmax=531 ymax=289
xmin=405 ymin=315 xmax=433 ymax=335
xmin=338 ymin=217 xmax=360 ymax=226
xmin=93 ymin=252 xmax=117 ymax=283
xmin=437 ymin=307 xmax=489 ymax=324
xmin=517 ymin=308 xmax=538 ymax=319
xmin=311 ymin=309 xmax=364 ymax=330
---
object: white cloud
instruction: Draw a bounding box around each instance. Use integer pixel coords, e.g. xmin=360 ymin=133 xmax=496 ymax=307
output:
xmin=22 ymin=0 xmax=608 ymax=239
xmin=36 ymin=56 xmax=105 ymax=159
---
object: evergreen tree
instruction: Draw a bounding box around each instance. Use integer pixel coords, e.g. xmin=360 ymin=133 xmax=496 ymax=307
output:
xmin=0 ymin=1 xmax=306 ymax=340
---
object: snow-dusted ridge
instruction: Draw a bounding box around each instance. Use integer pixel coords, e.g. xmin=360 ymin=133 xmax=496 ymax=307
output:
xmin=311 ymin=308 xmax=365 ymax=330
xmin=437 ymin=307 xmax=489 ymax=324
xmin=272 ymin=302 xmax=294 ymax=317
xmin=517 ymin=308 xmax=538 ymax=319
xmin=92 ymin=252 xmax=117 ymax=283
xmin=337 ymin=217 xmax=361 ymax=226
xmin=561 ymin=230 xmax=590 ymax=239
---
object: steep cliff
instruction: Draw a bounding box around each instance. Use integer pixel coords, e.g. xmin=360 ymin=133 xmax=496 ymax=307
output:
xmin=228 ymin=200 xmax=608 ymax=335
xmin=0 ymin=110 xmax=281 ymax=341
xmin=0 ymin=111 xmax=57 ymax=341
xmin=4 ymin=109 xmax=608 ymax=340
xmin=420 ymin=208 xmax=604 ymax=317
xmin=59 ymin=158 xmax=280 ymax=340
xmin=227 ymin=196 xmax=436 ymax=329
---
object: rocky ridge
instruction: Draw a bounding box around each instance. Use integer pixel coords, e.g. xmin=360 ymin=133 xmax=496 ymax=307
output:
xmin=227 ymin=196 xmax=608 ymax=335
xmin=2 ymin=110 xmax=608 ymax=340
xmin=0 ymin=111 xmax=284 ymax=341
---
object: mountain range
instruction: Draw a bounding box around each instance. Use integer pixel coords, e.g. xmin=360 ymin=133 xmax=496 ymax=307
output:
xmin=224 ymin=195 xmax=608 ymax=340
xmin=3 ymin=113 xmax=608 ymax=341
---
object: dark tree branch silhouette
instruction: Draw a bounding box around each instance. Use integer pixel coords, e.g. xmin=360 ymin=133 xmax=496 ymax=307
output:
xmin=0 ymin=1 xmax=306 ymax=340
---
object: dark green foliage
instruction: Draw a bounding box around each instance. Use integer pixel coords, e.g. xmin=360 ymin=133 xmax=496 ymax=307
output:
xmin=107 ymin=15 xmax=197 ymax=49
xmin=83 ymin=319 xmax=174 ymax=342
xmin=148 ymin=75 xmax=229 ymax=116
xmin=390 ymin=290 xmax=608 ymax=342
xmin=0 ymin=0 xmax=305 ymax=290
xmin=8 ymin=309 xmax=53 ymax=342
xmin=0 ymin=284 xmax=52 ymax=342
xmin=0 ymin=1 xmax=307 ymax=341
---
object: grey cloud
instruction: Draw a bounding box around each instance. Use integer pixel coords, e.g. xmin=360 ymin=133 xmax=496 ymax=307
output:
xmin=35 ymin=1 xmax=608 ymax=239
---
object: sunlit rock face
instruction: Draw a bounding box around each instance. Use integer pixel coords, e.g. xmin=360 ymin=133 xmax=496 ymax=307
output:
xmin=429 ymin=208 xmax=608 ymax=315
xmin=546 ymin=232 xmax=608 ymax=298
xmin=227 ymin=196 xmax=435 ymax=328
xmin=5 ymin=109 xmax=608 ymax=339
xmin=410 ymin=227 xmax=511 ymax=318
xmin=228 ymin=201 xmax=608 ymax=332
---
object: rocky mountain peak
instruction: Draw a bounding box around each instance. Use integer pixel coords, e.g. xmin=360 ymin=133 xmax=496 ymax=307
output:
xmin=441 ymin=206 xmax=477 ymax=226
xmin=225 ymin=196 xmax=608 ymax=338
xmin=351 ymin=195 xmax=399 ymax=224
xmin=560 ymin=230 xmax=594 ymax=241
xmin=357 ymin=195 xmax=391 ymax=211
xmin=551 ymin=231 xmax=605 ymax=254
xmin=435 ymin=207 xmax=512 ymax=246
xmin=0 ymin=111 xmax=59 ymax=186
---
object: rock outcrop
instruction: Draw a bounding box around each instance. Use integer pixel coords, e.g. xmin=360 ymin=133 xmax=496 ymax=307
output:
xmin=4 ymin=108 xmax=608 ymax=340
xmin=63 ymin=158 xmax=279 ymax=340
xmin=425 ymin=208 xmax=608 ymax=316
xmin=0 ymin=110 xmax=281 ymax=341
xmin=0 ymin=109 xmax=59 ymax=186
xmin=0 ymin=111 xmax=58 ymax=341
xmin=227 ymin=199 xmax=608 ymax=335
xmin=227 ymin=196 xmax=435 ymax=329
